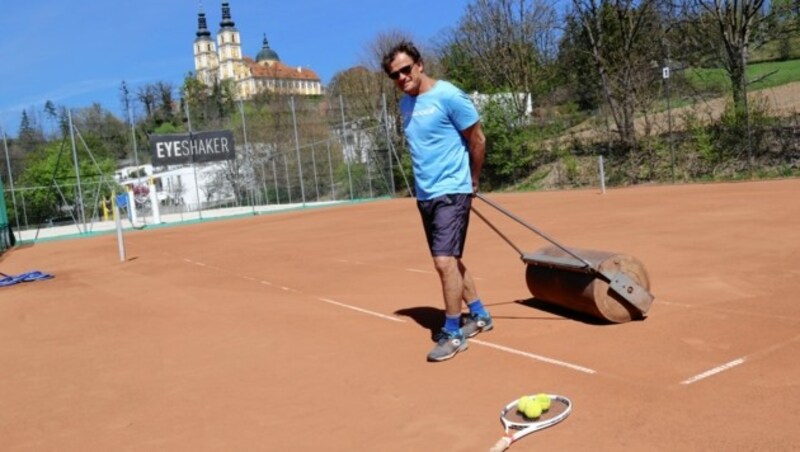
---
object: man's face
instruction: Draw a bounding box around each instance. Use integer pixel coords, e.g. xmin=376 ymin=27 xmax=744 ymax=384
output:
xmin=387 ymin=52 xmax=422 ymax=96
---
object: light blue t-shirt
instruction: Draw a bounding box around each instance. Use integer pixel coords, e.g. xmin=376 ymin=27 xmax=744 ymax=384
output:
xmin=400 ymin=81 xmax=480 ymax=201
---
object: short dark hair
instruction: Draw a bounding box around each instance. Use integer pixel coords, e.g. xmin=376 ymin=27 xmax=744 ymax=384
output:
xmin=381 ymin=40 xmax=422 ymax=74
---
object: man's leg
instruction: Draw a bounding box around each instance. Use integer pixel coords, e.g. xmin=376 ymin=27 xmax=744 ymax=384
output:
xmin=427 ymin=255 xmax=469 ymax=362
xmin=459 ymin=260 xmax=493 ymax=338
xmin=434 ymin=255 xmax=464 ymax=317
xmin=458 ymin=260 xmax=479 ymax=304
xmin=419 ymin=194 xmax=473 ymax=362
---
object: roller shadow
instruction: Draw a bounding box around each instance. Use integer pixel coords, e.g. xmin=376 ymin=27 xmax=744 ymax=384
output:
xmin=515 ymin=297 xmax=615 ymax=326
xmin=395 ymin=297 xmax=624 ymax=340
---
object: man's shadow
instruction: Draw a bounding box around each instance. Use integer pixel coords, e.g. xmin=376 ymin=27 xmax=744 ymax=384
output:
xmin=395 ymin=297 xmax=615 ymax=340
xmin=394 ymin=306 xmax=445 ymax=341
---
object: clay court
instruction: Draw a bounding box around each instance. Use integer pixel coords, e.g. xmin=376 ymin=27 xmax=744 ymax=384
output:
xmin=1 ymin=179 xmax=799 ymax=451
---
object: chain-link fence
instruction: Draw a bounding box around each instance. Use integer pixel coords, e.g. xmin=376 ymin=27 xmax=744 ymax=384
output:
xmin=4 ymin=75 xmax=798 ymax=243
xmin=1 ymin=94 xmax=413 ymax=241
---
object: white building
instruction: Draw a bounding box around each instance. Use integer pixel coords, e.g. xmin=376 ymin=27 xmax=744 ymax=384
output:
xmin=470 ymin=92 xmax=533 ymax=116
xmin=115 ymin=162 xmax=234 ymax=210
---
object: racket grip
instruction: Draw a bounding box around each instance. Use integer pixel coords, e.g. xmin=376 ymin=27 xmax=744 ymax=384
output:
xmin=488 ymin=437 xmax=512 ymax=452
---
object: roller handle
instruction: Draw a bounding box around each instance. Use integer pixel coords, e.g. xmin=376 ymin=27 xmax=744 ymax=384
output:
xmin=474 ymin=193 xmax=594 ymax=270
xmin=470 ymin=206 xmax=526 ymax=258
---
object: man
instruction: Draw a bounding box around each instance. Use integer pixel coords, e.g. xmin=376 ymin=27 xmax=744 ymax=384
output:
xmin=382 ymin=40 xmax=492 ymax=362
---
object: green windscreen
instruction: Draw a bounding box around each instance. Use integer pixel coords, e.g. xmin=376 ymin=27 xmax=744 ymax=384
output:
xmin=0 ymin=178 xmax=10 ymax=252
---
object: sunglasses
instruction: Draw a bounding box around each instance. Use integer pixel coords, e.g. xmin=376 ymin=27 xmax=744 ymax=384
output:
xmin=389 ymin=64 xmax=414 ymax=80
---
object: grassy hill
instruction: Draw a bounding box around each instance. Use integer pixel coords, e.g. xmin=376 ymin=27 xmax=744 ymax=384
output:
xmin=686 ymin=59 xmax=800 ymax=93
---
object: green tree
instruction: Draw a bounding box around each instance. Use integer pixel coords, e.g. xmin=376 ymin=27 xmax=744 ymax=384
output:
xmin=181 ymin=75 xmax=236 ymax=130
xmin=17 ymin=137 xmax=118 ymax=225
xmin=71 ymin=104 xmax=129 ymax=160
xmin=17 ymin=109 xmax=44 ymax=153
xmin=555 ymin=14 xmax=603 ymax=111
xmin=435 ymin=41 xmax=487 ymax=92
xmin=181 ymin=74 xmax=209 ymax=128
xmin=768 ymin=0 xmax=800 ymax=60
xmin=479 ymin=98 xmax=533 ymax=189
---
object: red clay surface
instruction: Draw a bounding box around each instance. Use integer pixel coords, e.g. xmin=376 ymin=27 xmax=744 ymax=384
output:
xmin=2 ymin=179 xmax=799 ymax=451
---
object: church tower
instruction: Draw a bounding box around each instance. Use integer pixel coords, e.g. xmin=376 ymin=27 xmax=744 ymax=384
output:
xmin=193 ymin=8 xmax=219 ymax=86
xmin=216 ymin=2 xmax=243 ymax=82
xmin=190 ymin=2 xmax=322 ymax=98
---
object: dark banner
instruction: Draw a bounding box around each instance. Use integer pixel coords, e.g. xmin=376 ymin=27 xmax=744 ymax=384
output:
xmin=150 ymin=130 xmax=236 ymax=165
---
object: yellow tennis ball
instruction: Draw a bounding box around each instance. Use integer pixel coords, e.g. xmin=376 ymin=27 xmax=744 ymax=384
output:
xmin=524 ymin=400 xmax=542 ymax=419
xmin=517 ymin=395 xmax=533 ymax=412
xmin=535 ymin=393 xmax=551 ymax=411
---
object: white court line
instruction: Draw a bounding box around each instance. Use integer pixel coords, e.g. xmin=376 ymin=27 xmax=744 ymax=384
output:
xmin=680 ymin=358 xmax=746 ymax=385
xmin=182 ymin=256 xmax=592 ymax=375
xmin=405 ymin=268 xmax=434 ymax=274
xmin=317 ymin=298 xmax=405 ymax=323
xmin=658 ymin=300 xmax=800 ymax=322
xmin=679 ymin=334 xmax=800 ymax=385
xmin=333 ymin=258 xmax=365 ymax=265
xmin=332 ymin=258 xmax=481 ymax=279
xmin=183 ymin=257 xmax=401 ymax=322
xmin=471 ymin=339 xmax=597 ymax=374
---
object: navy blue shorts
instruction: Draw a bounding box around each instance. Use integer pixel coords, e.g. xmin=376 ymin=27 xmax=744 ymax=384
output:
xmin=417 ymin=194 xmax=472 ymax=257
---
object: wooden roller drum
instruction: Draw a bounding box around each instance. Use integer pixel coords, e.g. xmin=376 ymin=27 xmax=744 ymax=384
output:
xmin=523 ymin=246 xmax=654 ymax=323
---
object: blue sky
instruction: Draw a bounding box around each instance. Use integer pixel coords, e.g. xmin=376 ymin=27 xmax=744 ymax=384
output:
xmin=0 ymin=0 xmax=470 ymax=135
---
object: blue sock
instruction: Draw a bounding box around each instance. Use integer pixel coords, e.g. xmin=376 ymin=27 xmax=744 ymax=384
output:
xmin=444 ymin=314 xmax=462 ymax=334
xmin=467 ymin=299 xmax=489 ymax=317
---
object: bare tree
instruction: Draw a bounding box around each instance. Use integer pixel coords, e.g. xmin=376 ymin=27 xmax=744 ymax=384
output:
xmin=136 ymin=84 xmax=159 ymax=119
xmin=678 ymin=0 xmax=768 ymax=115
xmin=570 ymin=0 xmax=666 ymax=147
xmin=156 ymin=81 xmax=177 ymax=124
xmin=331 ymin=29 xmax=418 ymax=178
xmin=328 ymin=66 xmax=383 ymax=125
xmin=437 ymin=0 xmax=560 ymax=114
xmin=362 ymin=29 xmax=419 ymax=123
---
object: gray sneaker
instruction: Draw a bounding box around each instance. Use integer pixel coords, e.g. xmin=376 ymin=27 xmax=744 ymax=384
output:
xmin=462 ymin=313 xmax=494 ymax=338
xmin=427 ymin=329 xmax=468 ymax=362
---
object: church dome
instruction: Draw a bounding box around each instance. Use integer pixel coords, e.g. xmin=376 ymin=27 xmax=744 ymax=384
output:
xmin=256 ymin=35 xmax=280 ymax=62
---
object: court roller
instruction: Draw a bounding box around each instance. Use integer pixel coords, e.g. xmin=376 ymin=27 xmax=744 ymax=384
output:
xmin=473 ymin=194 xmax=654 ymax=323
xmin=523 ymin=246 xmax=652 ymax=323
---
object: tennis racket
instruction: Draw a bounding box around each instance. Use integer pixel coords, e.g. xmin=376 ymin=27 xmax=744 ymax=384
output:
xmin=488 ymin=393 xmax=572 ymax=452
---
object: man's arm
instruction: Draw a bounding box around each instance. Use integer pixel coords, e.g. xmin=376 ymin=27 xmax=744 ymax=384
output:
xmin=461 ymin=121 xmax=486 ymax=194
